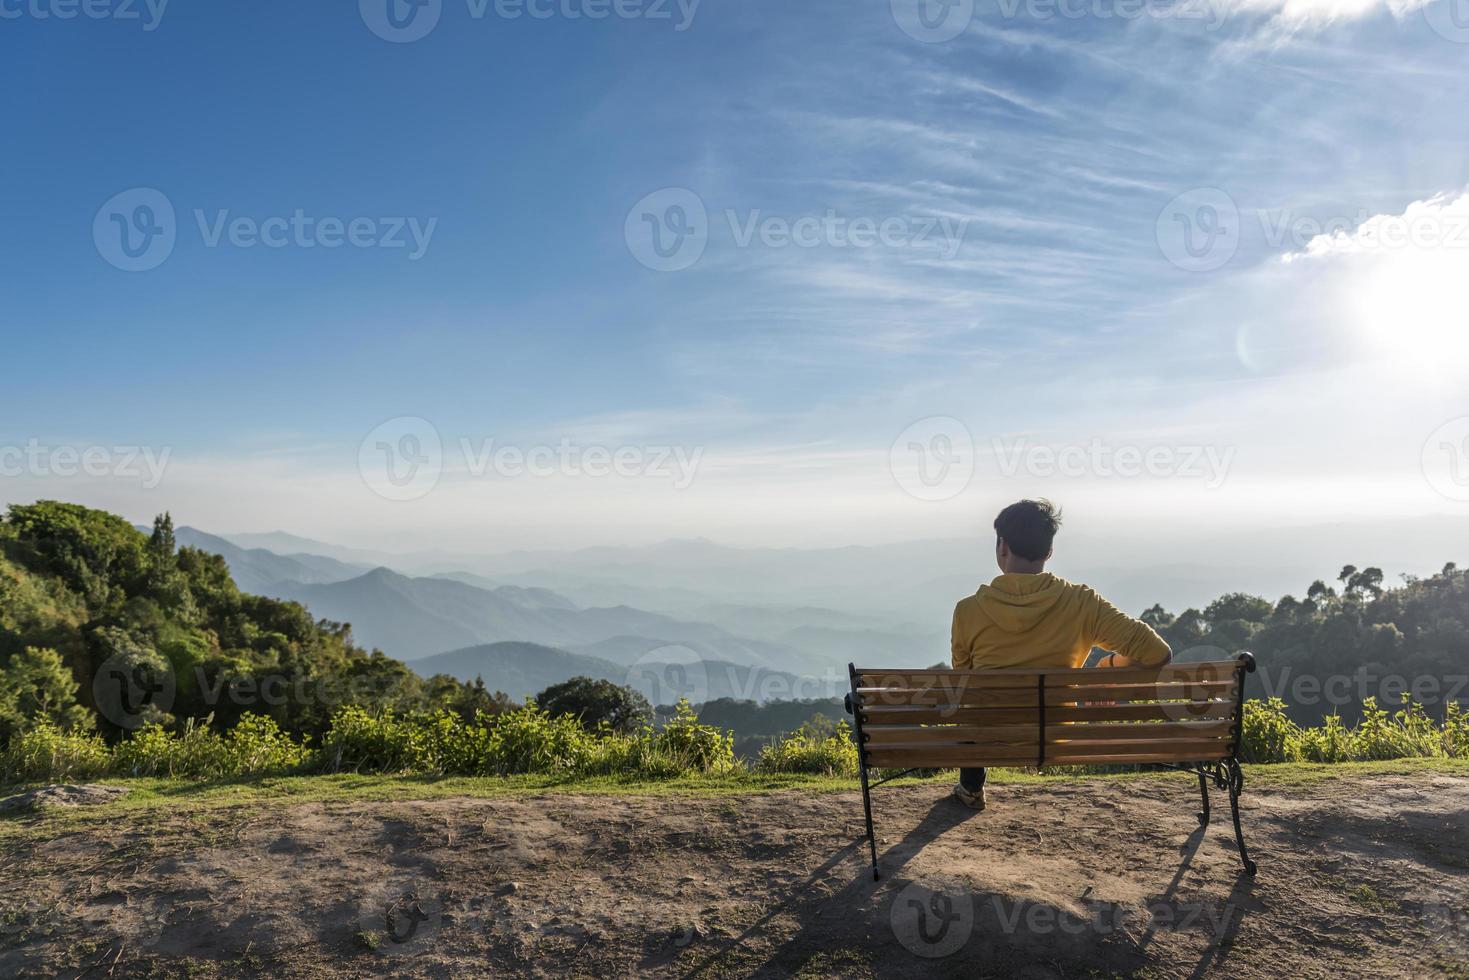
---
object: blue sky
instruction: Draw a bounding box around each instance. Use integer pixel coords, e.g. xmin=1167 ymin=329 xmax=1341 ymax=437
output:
xmin=3 ymin=0 xmax=1468 ymax=550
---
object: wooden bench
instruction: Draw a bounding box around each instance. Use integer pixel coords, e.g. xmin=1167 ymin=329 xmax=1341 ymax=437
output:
xmin=843 ymin=653 xmax=1258 ymax=879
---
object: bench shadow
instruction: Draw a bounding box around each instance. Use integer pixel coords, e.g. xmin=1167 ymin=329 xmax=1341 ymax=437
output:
xmin=679 ymin=791 xmax=1261 ymax=979
xmin=676 ymin=794 xmax=971 ymax=978
xmin=672 ymin=793 xmax=969 ymax=975
xmin=1134 ymin=822 xmax=1260 ymax=976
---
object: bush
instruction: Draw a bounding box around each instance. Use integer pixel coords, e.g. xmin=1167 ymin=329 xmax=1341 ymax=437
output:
xmin=1 ymin=721 xmax=109 ymax=783
xmin=1241 ymin=698 xmax=1302 ymax=764
xmin=319 ymin=705 xmax=429 ymax=774
xmin=5 ymin=693 xmax=1465 ymax=787
xmin=111 ymin=714 xmax=307 ymax=779
xmin=756 ymin=720 xmax=859 ymax=776
xmin=535 ymin=677 xmax=653 ymax=735
xmin=652 ymin=700 xmax=736 ymax=774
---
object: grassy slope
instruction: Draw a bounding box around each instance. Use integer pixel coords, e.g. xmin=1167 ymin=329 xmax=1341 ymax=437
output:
xmin=2 ymin=758 xmax=1466 ymax=844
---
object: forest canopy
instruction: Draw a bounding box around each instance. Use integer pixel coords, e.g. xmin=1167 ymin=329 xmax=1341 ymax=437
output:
xmin=0 ymin=501 xmax=502 ymax=743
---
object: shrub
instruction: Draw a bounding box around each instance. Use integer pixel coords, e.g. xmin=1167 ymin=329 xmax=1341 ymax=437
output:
xmin=481 ymin=703 xmax=596 ymax=775
xmin=107 ymin=714 xmax=305 ymax=779
xmin=756 ymin=720 xmax=859 ymax=776
xmin=535 ymin=677 xmax=653 ymax=735
xmin=1241 ymin=698 xmax=1302 ymax=764
xmin=1444 ymin=701 xmax=1468 ymax=759
xmin=1 ymin=721 xmax=109 ymax=784
xmin=318 ymin=705 xmax=426 ymax=774
xmin=220 ymin=713 xmax=310 ymax=775
xmin=653 ymin=700 xmax=735 ymax=774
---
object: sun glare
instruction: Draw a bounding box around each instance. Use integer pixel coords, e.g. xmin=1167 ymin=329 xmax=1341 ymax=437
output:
xmin=1353 ymin=249 xmax=1469 ymax=362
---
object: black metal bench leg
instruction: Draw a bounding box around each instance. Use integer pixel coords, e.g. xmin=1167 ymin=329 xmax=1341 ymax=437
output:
xmin=1227 ymin=760 xmax=1257 ymax=876
xmin=1197 ymin=770 xmax=1211 ymax=827
xmin=859 ymin=762 xmax=879 ymax=880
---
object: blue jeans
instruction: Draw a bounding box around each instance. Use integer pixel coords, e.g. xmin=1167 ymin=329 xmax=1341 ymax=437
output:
xmin=960 ymin=767 xmax=987 ymax=792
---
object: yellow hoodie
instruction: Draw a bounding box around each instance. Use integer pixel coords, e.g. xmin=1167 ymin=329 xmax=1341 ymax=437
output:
xmin=951 ymin=572 xmax=1171 ymax=670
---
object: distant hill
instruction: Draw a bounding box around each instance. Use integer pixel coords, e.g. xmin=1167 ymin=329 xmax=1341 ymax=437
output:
xmin=267 ymin=567 xmax=833 ymax=674
xmin=412 ymin=642 xmax=626 ymax=702
xmin=274 ymin=568 xmax=569 ymax=661
xmin=168 ymin=526 xmax=368 ymax=595
xmin=412 ymin=642 xmax=835 ymax=705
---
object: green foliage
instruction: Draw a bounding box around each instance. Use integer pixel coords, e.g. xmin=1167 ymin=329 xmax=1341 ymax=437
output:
xmin=0 ymin=647 xmax=93 ymax=742
xmin=1 ymin=721 xmax=110 ymax=784
xmin=693 ymin=697 xmax=846 ymax=738
xmin=314 ymin=699 xmax=735 ymax=780
xmin=1240 ymin=698 xmax=1302 ymax=764
xmin=652 ymin=700 xmax=736 ymax=773
xmin=1158 ymin=561 xmax=1469 ymax=726
xmin=535 ymin=676 xmax=653 ymax=735
xmin=110 ymin=714 xmax=307 ymax=779
xmin=755 ymin=719 xmax=859 ymax=776
xmin=1241 ymin=697 xmax=1467 ymax=764
xmin=4 ymin=501 xmax=149 ymax=610
xmin=0 ymin=501 xmax=499 ymax=742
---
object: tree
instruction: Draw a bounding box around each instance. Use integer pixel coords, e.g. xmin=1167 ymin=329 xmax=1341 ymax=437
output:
xmin=1141 ymin=603 xmax=1175 ymax=631
xmin=1306 ymin=579 xmax=1336 ymax=605
xmin=5 ymin=501 xmax=149 ymax=610
xmin=0 ymin=646 xmax=93 ymax=742
xmin=535 ymin=677 xmax=653 ymax=734
xmin=1203 ymin=593 xmax=1273 ymax=626
xmin=1344 ymin=566 xmax=1384 ymax=599
xmin=148 ymin=512 xmax=177 ymax=571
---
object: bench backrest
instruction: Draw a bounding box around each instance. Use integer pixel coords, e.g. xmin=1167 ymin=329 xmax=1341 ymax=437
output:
xmin=848 ymin=656 xmax=1253 ymax=769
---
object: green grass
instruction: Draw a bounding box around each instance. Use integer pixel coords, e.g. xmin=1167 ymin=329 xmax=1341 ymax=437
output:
xmin=2 ymin=757 xmax=1465 ymax=843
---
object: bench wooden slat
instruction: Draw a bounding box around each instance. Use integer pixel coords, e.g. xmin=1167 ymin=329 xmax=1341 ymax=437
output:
xmin=1046 ymin=747 xmax=1233 ymax=765
xmin=857 ymin=701 xmax=1235 ymax=727
xmin=864 ymin=724 xmax=1040 ymax=746
xmin=861 ymin=720 xmax=1233 ymax=747
xmin=1044 ymin=720 xmax=1235 ymax=742
xmin=859 ymin=705 xmax=1046 ymax=726
xmin=857 ymin=661 xmax=1239 ymax=688
xmin=1042 ymin=738 xmax=1232 ymax=757
xmin=864 ymin=743 xmax=1233 ymax=768
xmin=857 ymin=680 xmax=1237 ymax=708
xmin=865 ymin=747 xmax=1041 ymax=767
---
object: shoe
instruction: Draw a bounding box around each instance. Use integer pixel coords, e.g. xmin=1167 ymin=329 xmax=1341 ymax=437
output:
xmin=952 ymin=784 xmax=986 ymax=810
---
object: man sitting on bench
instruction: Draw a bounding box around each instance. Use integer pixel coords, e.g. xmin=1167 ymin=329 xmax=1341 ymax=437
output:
xmin=951 ymin=499 xmax=1172 ymax=810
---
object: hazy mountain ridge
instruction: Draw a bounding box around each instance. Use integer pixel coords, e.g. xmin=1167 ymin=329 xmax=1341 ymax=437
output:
xmin=168 ymin=527 xmax=369 ymax=595
xmin=218 ymin=517 xmax=1469 ymax=622
xmin=410 ymin=642 xmax=829 ymax=704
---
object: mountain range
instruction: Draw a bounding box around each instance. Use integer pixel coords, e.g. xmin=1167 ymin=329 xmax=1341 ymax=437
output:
xmin=171 ymin=526 xmax=887 ymax=702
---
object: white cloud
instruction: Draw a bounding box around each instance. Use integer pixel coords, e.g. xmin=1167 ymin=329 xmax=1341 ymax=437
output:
xmin=1282 ymin=189 xmax=1469 ymax=261
xmin=1213 ymin=0 xmax=1435 ymax=42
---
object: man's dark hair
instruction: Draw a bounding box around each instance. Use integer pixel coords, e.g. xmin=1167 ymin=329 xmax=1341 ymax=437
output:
xmin=994 ymin=499 xmax=1062 ymax=562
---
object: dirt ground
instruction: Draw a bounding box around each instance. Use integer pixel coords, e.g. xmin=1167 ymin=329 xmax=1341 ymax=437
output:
xmin=2 ymin=771 xmax=1467 ymax=979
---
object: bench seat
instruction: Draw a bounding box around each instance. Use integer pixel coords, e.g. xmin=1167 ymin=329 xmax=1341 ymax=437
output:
xmin=844 ymin=653 xmax=1258 ymax=879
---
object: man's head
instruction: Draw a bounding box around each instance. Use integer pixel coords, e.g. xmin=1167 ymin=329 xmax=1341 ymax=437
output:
xmin=994 ymin=499 xmax=1061 ymax=573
